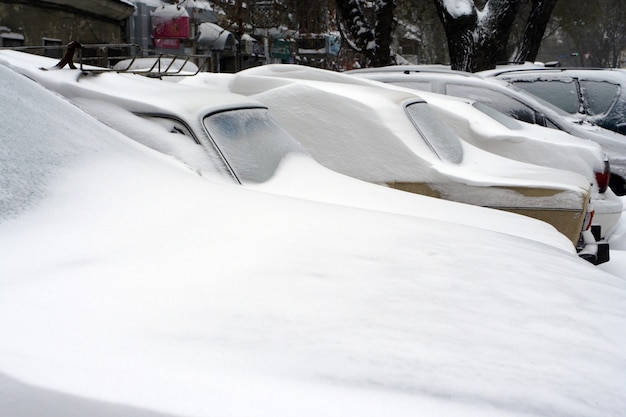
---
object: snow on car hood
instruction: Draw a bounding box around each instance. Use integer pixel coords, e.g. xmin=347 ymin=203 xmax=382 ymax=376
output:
xmin=2 ymin=60 xmax=626 ymax=417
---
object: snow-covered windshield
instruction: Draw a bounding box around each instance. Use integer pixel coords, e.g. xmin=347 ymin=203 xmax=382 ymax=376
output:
xmin=404 ymin=102 xmax=464 ymax=164
xmin=512 ymin=79 xmax=581 ymax=114
xmin=508 ymin=84 xmax=572 ymax=117
xmin=579 ymin=80 xmax=620 ymax=115
xmin=203 ymin=108 xmax=305 ymax=183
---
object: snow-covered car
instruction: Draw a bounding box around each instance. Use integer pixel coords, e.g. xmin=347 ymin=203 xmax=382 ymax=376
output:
xmin=345 ymin=68 xmax=621 ymax=238
xmin=2 ymin=54 xmax=626 ymax=417
xmin=0 ymin=50 xmax=577 ymax=253
xmin=482 ymin=66 xmax=626 ymax=137
xmin=410 ymin=91 xmax=622 ymax=239
xmin=178 ymin=64 xmax=598 ymax=253
xmin=348 ymin=66 xmax=626 ymax=196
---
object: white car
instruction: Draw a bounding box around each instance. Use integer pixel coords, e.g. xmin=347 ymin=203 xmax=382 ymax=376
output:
xmin=2 ymin=57 xmax=625 ymax=417
xmin=0 ymin=49 xmax=578 ymax=252
xmin=178 ymin=64 xmax=600 ymax=257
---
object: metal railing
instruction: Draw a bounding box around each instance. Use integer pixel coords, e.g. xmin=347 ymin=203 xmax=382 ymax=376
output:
xmin=1 ymin=41 xmax=211 ymax=77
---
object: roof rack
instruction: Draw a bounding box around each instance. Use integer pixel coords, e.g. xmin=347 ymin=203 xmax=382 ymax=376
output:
xmin=2 ymin=41 xmax=210 ymax=77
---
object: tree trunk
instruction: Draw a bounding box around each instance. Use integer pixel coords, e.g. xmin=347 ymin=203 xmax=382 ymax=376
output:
xmin=372 ymin=0 xmax=396 ymax=66
xmin=434 ymin=0 xmax=520 ymax=72
xmin=513 ymin=0 xmax=558 ymax=63
xmin=336 ymin=0 xmax=396 ymax=67
xmin=336 ymin=0 xmax=375 ymax=53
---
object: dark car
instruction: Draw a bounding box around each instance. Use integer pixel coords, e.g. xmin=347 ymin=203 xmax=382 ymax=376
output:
xmin=482 ymin=67 xmax=626 ymax=137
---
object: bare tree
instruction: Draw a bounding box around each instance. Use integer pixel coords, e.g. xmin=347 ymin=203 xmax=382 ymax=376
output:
xmin=512 ymin=0 xmax=559 ymax=63
xmin=395 ymin=0 xmax=449 ymax=64
xmin=433 ymin=0 xmax=561 ymax=72
xmin=433 ymin=0 xmax=520 ymax=72
xmin=335 ymin=0 xmax=397 ymax=67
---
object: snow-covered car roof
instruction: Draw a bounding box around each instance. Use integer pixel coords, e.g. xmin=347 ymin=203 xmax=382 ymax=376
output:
xmin=347 ymin=64 xmax=468 ymax=75
xmin=349 ymin=65 xmax=587 ymax=127
xmin=480 ymin=66 xmax=626 ymax=79
xmin=0 ymin=50 xmax=260 ymax=116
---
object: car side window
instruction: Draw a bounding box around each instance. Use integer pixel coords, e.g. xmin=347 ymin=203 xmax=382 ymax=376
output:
xmin=510 ymin=80 xmax=581 ymax=114
xmin=544 ymin=118 xmax=559 ymax=129
xmin=144 ymin=116 xmax=197 ymax=141
xmin=404 ymin=101 xmax=463 ymax=164
xmin=579 ymin=80 xmax=620 ymax=116
xmin=445 ymin=83 xmax=538 ymax=125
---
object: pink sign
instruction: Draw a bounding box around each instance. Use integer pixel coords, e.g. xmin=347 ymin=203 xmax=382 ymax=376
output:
xmin=153 ymin=15 xmax=190 ymax=39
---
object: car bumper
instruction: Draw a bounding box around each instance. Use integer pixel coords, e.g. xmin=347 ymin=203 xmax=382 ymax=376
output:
xmin=578 ymin=228 xmax=610 ymax=265
xmin=592 ymin=189 xmax=623 ymax=238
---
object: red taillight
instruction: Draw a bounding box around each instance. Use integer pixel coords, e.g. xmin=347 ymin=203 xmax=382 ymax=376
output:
xmin=583 ymin=206 xmax=595 ymax=231
xmin=595 ymin=159 xmax=611 ymax=194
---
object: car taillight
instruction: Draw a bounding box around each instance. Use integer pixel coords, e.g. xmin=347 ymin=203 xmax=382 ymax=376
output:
xmin=595 ymin=158 xmax=611 ymax=194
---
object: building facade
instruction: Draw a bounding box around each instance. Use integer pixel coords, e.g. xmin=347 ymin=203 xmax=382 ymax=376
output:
xmin=0 ymin=0 xmax=135 ymax=54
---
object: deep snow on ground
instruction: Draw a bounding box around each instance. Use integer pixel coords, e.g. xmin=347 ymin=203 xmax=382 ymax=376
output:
xmin=0 ymin=64 xmax=625 ymax=417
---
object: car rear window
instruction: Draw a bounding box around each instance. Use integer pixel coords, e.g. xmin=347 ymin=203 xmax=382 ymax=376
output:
xmin=404 ymin=102 xmax=463 ymax=164
xmin=580 ymin=80 xmax=620 ymax=116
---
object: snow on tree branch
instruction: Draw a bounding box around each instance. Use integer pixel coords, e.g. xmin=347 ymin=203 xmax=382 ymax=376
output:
xmin=442 ymin=0 xmax=475 ymax=19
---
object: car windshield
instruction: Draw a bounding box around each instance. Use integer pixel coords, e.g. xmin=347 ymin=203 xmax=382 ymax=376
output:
xmin=203 ymin=108 xmax=305 ymax=183
xmin=509 ymin=85 xmax=571 ymax=117
xmin=580 ymin=80 xmax=620 ymax=115
xmin=404 ymin=102 xmax=463 ymax=164
xmin=511 ymin=79 xmax=581 ymax=114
